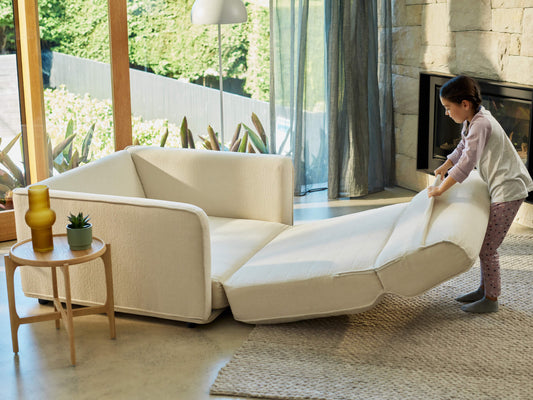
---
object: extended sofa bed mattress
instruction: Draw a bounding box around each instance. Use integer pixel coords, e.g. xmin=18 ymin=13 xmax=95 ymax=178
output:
xmin=224 ymin=173 xmax=490 ymax=324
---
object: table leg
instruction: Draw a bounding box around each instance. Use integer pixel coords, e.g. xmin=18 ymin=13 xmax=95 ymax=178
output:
xmin=51 ymin=266 xmax=60 ymax=330
xmin=102 ymin=244 xmax=116 ymax=339
xmin=60 ymin=263 xmax=76 ymax=366
xmin=4 ymin=255 xmax=20 ymax=353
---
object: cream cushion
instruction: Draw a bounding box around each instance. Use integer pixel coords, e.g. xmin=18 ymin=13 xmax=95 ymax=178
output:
xmin=223 ymin=203 xmax=406 ymax=323
xmin=128 ymin=146 xmax=293 ymax=224
xmin=224 ymin=172 xmax=490 ymax=324
xmin=209 ymin=217 xmax=288 ymax=308
xmin=375 ymin=173 xmax=490 ymax=296
xmin=40 ymin=150 xmax=146 ymax=198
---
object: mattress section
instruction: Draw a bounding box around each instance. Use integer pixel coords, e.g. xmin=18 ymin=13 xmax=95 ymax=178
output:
xmin=209 ymin=216 xmax=289 ymax=309
xmin=223 ymin=203 xmax=407 ymax=323
xmin=375 ymin=172 xmax=490 ymax=296
xmin=225 ymin=172 xmax=490 ymax=324
xmin=376 ymin=242 xmax=472 ymax=297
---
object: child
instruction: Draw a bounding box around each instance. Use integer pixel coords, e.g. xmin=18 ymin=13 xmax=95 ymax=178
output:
xmin=428 ymin=75 xmax=533 ymax=313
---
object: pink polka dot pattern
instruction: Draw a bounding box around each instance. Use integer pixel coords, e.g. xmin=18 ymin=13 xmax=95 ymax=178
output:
xmin=479 ymin=199 xmax=524 ymax=298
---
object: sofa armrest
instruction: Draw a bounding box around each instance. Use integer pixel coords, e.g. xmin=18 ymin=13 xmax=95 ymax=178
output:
xmin=13 ymin=188 xmax=213 ymax=322
xmin=128 ymin=147 xmax=294 ymax=225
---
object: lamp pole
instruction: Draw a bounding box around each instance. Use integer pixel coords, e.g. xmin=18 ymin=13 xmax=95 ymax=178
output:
xmin=191 ymin=0 xmax=247 ymax=149
xmin=218 ymin=24 xmax=225 ymax=146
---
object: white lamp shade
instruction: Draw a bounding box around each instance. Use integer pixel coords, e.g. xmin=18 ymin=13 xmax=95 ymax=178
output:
xmin=191 ymin=0 xmax=248 ymax=25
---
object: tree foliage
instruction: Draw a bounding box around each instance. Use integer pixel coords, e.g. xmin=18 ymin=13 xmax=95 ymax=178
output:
xmin=0 ymin=0 xmax=269 ymax=100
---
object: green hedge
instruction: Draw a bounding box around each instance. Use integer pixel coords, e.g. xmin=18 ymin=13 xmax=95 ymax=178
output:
xmin=45 ymin=85 xmax=181 ymax=159
xmin=0 ymin=0 xmax=269 ymax=101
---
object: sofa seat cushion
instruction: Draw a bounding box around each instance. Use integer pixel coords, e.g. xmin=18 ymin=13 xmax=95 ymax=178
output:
xmin=223 ymin=203 xmax=407 ymax=323
xmin=209 ymin=217 xmax=289 ymax=309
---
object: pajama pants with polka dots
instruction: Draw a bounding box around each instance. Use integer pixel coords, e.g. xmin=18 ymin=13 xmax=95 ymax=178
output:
xmin=479 ymin=198 xmax=524 ymax=299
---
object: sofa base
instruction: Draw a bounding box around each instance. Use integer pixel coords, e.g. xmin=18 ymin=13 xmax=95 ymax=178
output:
xmin=25 ymin=293 xmax=225 ymax=325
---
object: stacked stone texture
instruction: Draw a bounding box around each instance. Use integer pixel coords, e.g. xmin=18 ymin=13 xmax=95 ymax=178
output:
xmin=387 ymin=0 xmax=533 ymax=204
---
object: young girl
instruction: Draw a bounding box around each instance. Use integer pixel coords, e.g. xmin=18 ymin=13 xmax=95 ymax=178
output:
xmin=428 ymin=75 xmax=533 ymax=313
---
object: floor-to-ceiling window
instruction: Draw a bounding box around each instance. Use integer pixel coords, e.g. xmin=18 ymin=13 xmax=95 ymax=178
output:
xmin=125 ymin=0 xmax=270 ymax=150
xmin=0 ymin=0 xmax=25 ymax=217
xmin=0 ymin=0 xmax=271 ymax=239
xmin=271 ymin=0 xmax=327 ymax=195
xmin=38 ymin=0 xmax=116 ymax=171
xmin=0 ymin=0 xmax=126 ymax=240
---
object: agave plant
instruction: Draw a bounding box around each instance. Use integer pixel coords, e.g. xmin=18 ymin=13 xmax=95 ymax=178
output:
xmin=51 ymin=119 xmax=95 ymax=174
xmin=0 ymin=133 xmax=26 ymax=209
xmin=0 ymin=119 xmax=96 ymax=209
xmin=179 ymin=112 xmax=269 ymax=154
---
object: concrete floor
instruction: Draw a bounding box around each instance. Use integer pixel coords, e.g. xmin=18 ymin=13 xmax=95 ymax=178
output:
xmin=1 ymin=187 xmax=531 ymax=400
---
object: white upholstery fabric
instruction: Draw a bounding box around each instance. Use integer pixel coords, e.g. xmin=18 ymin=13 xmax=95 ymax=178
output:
xmin=12 ymin=147 xmax=294 ymax=324
xmin=14 ymin=190 xmax=214 ymax=322
xmin=127 ymin=147 xmax=294 ymax=225
xmin=375 ymin=172 xmax=490 ymax=296
xmin=209 ymin=217 xmax=288 ymax=308
xmin=224 ymin=172 xmax=490 ymax=324
xmin=40 ymin=150 xmax=146 ymax=198
xmin=223 ymin=203 xmax=406 ymax=323
xmin=12 ymin=145 xmax=491 ymax=325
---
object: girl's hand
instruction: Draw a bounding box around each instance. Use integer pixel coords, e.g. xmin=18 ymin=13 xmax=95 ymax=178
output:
xmin=434 ymin=165 xmax=448 ymax=181
xmin=427 ymin=185 xmax=442 ymax=198
xmin=427 ymin=174 xmax=457 ymax=198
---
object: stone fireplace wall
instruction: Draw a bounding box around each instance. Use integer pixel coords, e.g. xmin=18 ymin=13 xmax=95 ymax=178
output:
xmin=391 ymin=0 xmax=533 ymax=227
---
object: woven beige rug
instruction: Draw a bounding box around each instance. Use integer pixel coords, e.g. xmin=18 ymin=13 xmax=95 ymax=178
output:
xmin=211 ymin=234 xmax=533 ymax=400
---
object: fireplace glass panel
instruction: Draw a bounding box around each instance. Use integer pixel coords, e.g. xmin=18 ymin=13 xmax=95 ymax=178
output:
xmin=432 ymin=86 xmax=461 ymax=160
xmin=483 ymin=95 xmax=530 ymax=164
xmin=433 ymin=89 xmax=531 ymax=165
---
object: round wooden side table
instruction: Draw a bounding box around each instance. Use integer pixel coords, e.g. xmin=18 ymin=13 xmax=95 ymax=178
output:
xmin=4 ymin=234 xmax=116 ymax=365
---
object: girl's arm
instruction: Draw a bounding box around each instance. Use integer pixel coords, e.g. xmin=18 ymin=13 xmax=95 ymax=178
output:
xmin=428 ymin=118 xmax=490 ymax=198
xmin=428 ymin=175 xmax=457 ymax=198
xmin=447 ymin=123 xmax=467 ymax=166
xmin=447 ymin=119 xmax=491 ymax=183
xmin=434 ymin=158 xmax=454 ymax=180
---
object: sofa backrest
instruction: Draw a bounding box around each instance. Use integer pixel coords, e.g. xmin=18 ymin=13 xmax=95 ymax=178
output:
xmin=127 ymin=146 xmax=294 ymax=224
xmin=39 ymin=150 xmax=146 ymax=198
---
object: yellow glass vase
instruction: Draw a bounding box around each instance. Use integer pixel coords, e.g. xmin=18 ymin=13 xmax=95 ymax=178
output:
xmin=25 ymin=185 xmax=56 ymax=252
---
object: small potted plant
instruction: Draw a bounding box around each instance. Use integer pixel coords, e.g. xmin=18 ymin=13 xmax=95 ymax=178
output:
xmin=66 ymin=212 xmax=92 ymax=250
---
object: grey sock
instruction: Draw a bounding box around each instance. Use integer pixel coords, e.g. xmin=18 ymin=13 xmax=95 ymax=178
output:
xmin=461 ymin=296 xmax=499 ymax=314
xmin=455 ymin=287 xmax=484 ymax=303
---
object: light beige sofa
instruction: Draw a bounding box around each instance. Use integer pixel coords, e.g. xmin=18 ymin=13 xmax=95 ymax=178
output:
xmin=12 ymin=146 xmax=491 ymax=325
xmin=13 ymin=146 xmax=294 ymax=324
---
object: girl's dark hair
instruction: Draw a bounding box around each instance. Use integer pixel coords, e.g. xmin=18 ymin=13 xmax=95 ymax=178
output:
xmin=439 ymin=75 xmax=482 ymax=109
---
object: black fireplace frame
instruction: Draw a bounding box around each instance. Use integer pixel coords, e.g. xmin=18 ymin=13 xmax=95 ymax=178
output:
xmin=417 ymin=72 xmax=533 ymax=202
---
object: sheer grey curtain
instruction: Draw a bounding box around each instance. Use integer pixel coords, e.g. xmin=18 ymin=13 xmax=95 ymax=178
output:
xmin=270 ymin=0 xmax=394 ymax=197
xmin=326 ymin=0 xmax=394 ymax=199
xmin=270 ymin=0 xmax=328 ymax=195
xmin=379 ymin=0 xmax=395 ymax=188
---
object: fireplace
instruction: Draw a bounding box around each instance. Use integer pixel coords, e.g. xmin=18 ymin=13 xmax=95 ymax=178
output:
xmin=417 ymin=72 xmax=533 ymax=202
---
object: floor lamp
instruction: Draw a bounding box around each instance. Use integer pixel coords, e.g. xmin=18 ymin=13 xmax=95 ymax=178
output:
xmin=191 ymin=0 xmax=248 ymax=148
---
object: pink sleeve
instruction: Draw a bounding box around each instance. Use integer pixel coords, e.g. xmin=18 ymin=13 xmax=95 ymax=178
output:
xmin=447 ymin=122 xmax=467 ymax=166
xmin=448 ymin=120 xmax=491 ymax=183
xmin=447 ymin=138 xmax=465 ymax=166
